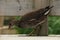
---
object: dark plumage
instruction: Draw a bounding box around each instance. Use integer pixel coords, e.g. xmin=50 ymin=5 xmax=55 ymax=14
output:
xmin=9 ymin=6 xmax=53 ymax=28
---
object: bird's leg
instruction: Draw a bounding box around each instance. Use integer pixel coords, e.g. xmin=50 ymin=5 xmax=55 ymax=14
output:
xmin=28 ymin=20 xmax=46 ymax=36
xmin=28 ymin=24 xmax=42 ymax=36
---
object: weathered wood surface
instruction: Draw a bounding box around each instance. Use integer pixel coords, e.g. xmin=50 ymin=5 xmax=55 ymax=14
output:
xmin=0 ymin=0 xmax=34 ymax=16
xmin=0 ymin=26 xmax=17 ymax=34
xmin=34 ymin=0 xmax=49 ymax=36
xmin=0 ymin=0 xmax=50 ymax=16
xmin=0 ymin=35 xmax=60 ymax=40
xmin=50 ymin=0 xmax=60 ymax=16
xmin=1 ymin=0 xmax=60 ymax=16
xmin=0 ymin=17 xmax=4 ymax=27
xmin=0 ymin=16 xmax=4 ymax=34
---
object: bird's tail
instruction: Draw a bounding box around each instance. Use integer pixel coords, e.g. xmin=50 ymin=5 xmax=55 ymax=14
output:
xmin=45 ymin=6 xmax=54 ymax=10
xmin=44 ymin=6 xmax=54 ymax=15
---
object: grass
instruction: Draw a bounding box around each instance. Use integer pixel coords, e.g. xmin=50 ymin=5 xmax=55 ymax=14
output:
xmin=14 ymin=26 xmax=33 ymax=34
xmin=48 ymin=16 xmax=60 ymax=34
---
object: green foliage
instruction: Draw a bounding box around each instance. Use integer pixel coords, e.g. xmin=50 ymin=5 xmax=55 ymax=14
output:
xmin=4 ymin=19 xmax=10 ymax=25
xmin=48 ymin=16 xmax=60 ymax=34
xmin=14 ymin=26 xmax=33 ymax=34
xmin=15 ymin=16 xmax=22 ymax=20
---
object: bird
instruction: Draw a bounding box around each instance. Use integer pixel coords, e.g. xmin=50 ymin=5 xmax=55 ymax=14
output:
xmin=8 ymin=6 xmax=53 ymax=29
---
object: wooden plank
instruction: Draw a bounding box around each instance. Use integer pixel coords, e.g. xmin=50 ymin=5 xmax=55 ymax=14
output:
xmin=0 ymin=16 xmax=4 ymax=27
xmin=0 ymin=26 xmax=17 ymax=34
xmin=34 ymin=0 xmax=50 ymax=10
xmin=34 ymin=0 xmax=49 ymax=36
xmin=34 ymin=0 xmax=42 ymax=9
xmin=39 ymin=16 xmax=48 ymax=36
xmin=0 ymin=0 xmax=34 ymax=16
xmin=0 ymin=16 xmax=4 ymax=34
xmin=50 ymin=0 xmax=60 ymax=16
